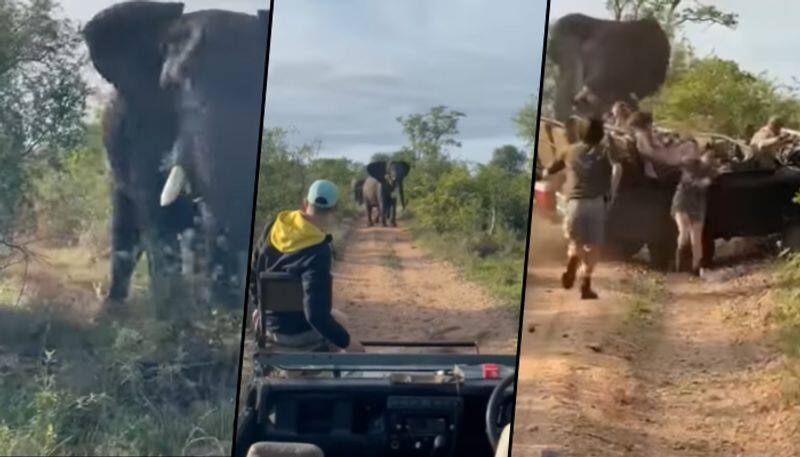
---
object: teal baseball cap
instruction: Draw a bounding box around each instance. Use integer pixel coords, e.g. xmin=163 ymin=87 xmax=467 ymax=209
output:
xmin=307 ymin=179 xmax=340 ymax=209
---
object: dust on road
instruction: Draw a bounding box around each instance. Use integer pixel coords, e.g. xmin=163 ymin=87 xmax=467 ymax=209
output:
xmin=512 ymin=214 xmax=799 ymax=457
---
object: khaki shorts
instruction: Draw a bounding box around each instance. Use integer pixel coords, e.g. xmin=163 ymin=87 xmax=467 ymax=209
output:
xmin=563 ymin=196 xmax=606 ymax=245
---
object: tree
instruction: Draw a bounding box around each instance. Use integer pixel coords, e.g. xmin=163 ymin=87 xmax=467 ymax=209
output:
xmin=396 ymin=105 xmax=465 ymax=163
xmin=653 ymin=57 xmax=799 ymax=138
xmin=370 ymin=152 xmax=392 ymax=163
xmin=0 ymin=0 xmax=88 ymax=266
xmin=513 ymin=96 xmax=539 ymax=146
xmin=604 ymin=0 xmax=738 ymax=38
xmin=489 ymin=145 xmax=527 ymax=174
xmin=255 ymin=127 xmax=319 ymax=230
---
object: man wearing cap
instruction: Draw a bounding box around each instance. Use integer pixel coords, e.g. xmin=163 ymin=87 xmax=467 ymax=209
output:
xmin=748 ymin=116 xmax=790 ymax=170
xmin=250 ymin=179 xmax=364 ymax=353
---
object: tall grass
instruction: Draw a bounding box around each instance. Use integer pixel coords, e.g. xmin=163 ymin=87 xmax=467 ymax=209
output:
xmin=407 ymin=213 xmax=527 ymax=312
xmin=772 ymin=253 xmax=800 ymax=409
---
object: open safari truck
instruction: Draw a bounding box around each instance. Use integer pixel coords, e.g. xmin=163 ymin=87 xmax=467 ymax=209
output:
xmin=536 ymin=116 xmax=800 ymax=269
xmin=234 ymin=273 xmax=517 ymax=457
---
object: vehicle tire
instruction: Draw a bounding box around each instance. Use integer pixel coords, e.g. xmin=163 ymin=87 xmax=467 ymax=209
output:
xmin=648 ymin=237 xmax=675 ymax=271
xmin=605 ymin=239 xmax=644 ymax=260
xmin=782 ymin=224 xmax=800 ymax=251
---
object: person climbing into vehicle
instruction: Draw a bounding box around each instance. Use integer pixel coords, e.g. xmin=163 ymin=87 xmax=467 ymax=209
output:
xmin=250 ymin=179 xmax=364 ymax=353
xmin=671 ymin=148 xmax=720 ymax=276
xmin=543 ymin=116 xmax=625 ymax=300
xmin=748 ymin=115 xmax=791 ymax=170
xmin=627 ymin=110 xmax=699 ymax=176
xmin=606 ymin=100 xmax=633 ymax=129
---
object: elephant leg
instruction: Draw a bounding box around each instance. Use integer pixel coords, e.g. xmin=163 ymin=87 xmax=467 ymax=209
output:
xmin=390 ymin=197 xmax=397 ymax=227
xmin=366 ymin=204 xmax=374 ymax=226
xmin=107 ymin=190 xmax=141 ymax=304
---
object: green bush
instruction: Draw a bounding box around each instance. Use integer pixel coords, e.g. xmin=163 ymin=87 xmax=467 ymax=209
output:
xmin=30 ymin=124 xmax=110 ymax=248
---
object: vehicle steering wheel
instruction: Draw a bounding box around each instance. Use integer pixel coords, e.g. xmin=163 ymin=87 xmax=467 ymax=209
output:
xmin=485 ymin=373 xmax=515 ymax=451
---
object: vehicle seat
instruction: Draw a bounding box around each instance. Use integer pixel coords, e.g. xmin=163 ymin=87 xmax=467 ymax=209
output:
xmin=495 ymin=424 xmax=510 ymax=457
xmin=256 ymin=272 xmax=305 ymax=347
xmin=246 ymin=441 xmax=324 ymax=457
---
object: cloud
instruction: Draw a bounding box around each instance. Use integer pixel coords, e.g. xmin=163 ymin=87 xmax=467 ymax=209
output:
xmin=264 ymin=0 xmax=545 ymax=163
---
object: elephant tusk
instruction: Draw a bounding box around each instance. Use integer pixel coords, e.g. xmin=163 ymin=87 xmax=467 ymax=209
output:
xmin=160 ymin=165 xmax=186 ymax=206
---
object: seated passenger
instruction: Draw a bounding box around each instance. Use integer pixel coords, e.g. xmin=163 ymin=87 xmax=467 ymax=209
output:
xmin=250 ymin=180 xmax=364 ymax=353
xmin=748 ymin=115 xmax=790 ymax=170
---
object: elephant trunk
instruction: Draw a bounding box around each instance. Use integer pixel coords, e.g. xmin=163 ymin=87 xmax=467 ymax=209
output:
xmin=399 ymin=180 xmax=406 ymax=210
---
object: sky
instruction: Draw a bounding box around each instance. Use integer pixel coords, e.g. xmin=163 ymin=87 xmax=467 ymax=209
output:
xmin=550 ymin=0 xmax=800 ymax=88
xmin=265 ymin=0 xmax=546 ymax=163
xmin=59 ymin=1 xmax=270 ymax=109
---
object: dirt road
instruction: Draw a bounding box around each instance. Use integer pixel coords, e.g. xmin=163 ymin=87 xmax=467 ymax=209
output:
xmin=512 ymin=215 xmax=799 ymax=457
xmin=334 ymin=223 xmax=518 ymax=354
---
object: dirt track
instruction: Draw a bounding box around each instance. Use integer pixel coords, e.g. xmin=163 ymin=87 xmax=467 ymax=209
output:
xmin=512 ymin=215 xmax=800 ymax=457
xmin=334 ymin=223 xmax=517 ymax=354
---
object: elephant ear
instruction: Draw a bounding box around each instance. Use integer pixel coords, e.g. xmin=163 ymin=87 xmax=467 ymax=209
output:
xmin=366 ymin=161 xmax=388 ymax=182
xmin=394 ymin=161 xmax=411 ymax=178
xmin=83 ymin=2 xmax=185 ymax=93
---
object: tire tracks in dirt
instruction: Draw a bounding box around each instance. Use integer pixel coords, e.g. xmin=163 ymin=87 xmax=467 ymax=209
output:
xmin=512 ymin=216 xmax=799 ymax=457
xmin=333 ymin=223 xmax=518 ymax=354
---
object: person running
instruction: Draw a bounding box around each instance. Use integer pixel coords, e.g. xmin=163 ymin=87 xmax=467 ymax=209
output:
xmin=543 ymin=117 xmax=624 ymax=300
xmin=671 ymin=150 xmax=719 ymax=276
xmin=250 ymin=179 xmax=364 ymax=353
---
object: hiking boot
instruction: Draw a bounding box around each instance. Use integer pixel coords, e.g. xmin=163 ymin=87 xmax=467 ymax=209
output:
xmin=561 ymin=256 xmax=579 ymax=289
xmin=580 ymin=277 xmax=598 ymax=300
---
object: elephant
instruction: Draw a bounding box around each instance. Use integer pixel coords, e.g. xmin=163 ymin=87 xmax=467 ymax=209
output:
xmin=351 ymin=178 xmax=365 ymax=206
xmin=84 ymin=1 xmax=199 ymax=307
xmin=361 ymin=160 xmax=410 ymax=227
xmin=84 ymin=2 xmax=270 ymax=310
xmin=549 ymin=13 xmax=670 ymax=122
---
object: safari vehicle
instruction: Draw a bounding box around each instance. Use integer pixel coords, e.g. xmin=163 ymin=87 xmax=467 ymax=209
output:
xmin=537 ymin=116 xmax=800 ymax=269
xmin=233 ymin=273 xmax=517 ymax=457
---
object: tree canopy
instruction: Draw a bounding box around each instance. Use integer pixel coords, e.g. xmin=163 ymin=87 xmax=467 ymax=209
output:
xmin=0 ymin=0 xmax=88 ymax=252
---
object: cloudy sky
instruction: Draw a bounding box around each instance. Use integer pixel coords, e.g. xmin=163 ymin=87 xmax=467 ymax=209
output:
xmin=551 ymin=1 xmax=800 ymax=87
xmin=266 ymin=0 xmax=546 ymax=163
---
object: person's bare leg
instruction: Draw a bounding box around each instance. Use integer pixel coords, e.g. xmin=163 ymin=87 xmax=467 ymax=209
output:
xmin=580 ymin=245 xmax=599 ymax=300
xmin=562 ymin=241 xmax=581 ymax=289
xmin=688 ymin=220 xmax=704 ymax=276
xmin=674 ymin=212 xmax=691 ymax=272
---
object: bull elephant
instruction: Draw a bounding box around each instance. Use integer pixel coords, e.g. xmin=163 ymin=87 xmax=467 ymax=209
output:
xmin=549 ymin=13 xmax=670 ymax=121
xmin=361 ymin=161 xmax=410 ymax=227
xmin=84 ymin=2 xmax=270 ymax=310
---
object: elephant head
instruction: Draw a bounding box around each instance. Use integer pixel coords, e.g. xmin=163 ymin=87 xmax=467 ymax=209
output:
xmin=549 ymin=13 xmax=670 ymax=122
xmin=366 ymin=160 xmax=410 ymax=209
xmin=83 ymin=2 xmax=185 ymax=96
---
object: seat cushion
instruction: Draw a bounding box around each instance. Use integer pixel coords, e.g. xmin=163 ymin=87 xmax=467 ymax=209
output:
xmin=246 ymin=441 xmax=324 ymax=457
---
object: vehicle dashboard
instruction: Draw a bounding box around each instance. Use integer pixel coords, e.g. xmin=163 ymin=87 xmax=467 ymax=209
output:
xmin=246 ymin=352 xmax=516 ymax=457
